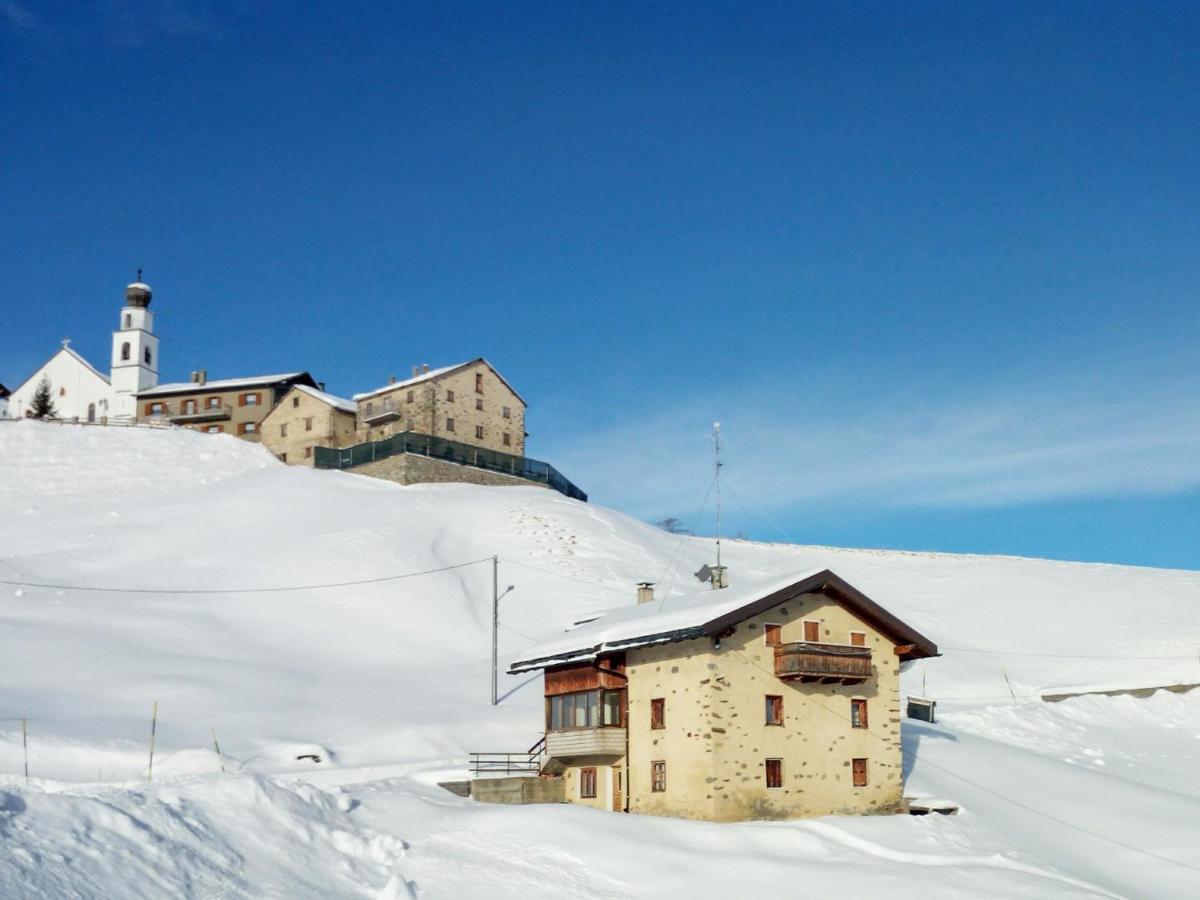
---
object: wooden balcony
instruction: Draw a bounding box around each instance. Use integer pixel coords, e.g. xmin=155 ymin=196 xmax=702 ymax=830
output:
xmin=545 ymin=727 xmax=626 ymax=760
xmin=170 ymin=404 xmax=232 ymax=424
xmin=774 ymin=641 xmax=872 ymax=685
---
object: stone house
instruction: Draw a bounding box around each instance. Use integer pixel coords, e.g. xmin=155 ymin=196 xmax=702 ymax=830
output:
xmin=259 ymin=384 xmax=357 ymax=465
xmin=136 ymin=371 xmax=318 ymax=442
xmin=353 ymin=359 xmax=526 ymax=456
xmin=504 ymin=569 xmax=938 ymax=822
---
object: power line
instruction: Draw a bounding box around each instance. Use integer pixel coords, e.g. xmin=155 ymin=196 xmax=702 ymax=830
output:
xmin=656 ymin=471 xmax=719 ymax=603
xmin=501 ymin=559 xmax=632 ymax=596
xmin=0 ymin=557 xmax=493 ymax=595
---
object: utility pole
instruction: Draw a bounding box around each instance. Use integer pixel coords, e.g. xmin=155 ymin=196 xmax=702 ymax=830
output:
xmin=714 ymin=422 xmax=723 ymax=571
xmin=492 ymin=555 xmax=499 ymax=706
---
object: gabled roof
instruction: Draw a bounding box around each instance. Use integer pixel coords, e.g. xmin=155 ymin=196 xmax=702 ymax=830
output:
xmin=291 ymin=383 xmax=356 ymax=414
xmin=10 ymin=345 xmax=111 ymax=395
xmin=353 ymin=358 xmax=527 ymax=405
xmin=0 ymin=384 xmax=10 ymax=399
xmin=508 ymin=568 xmax=939 ymax=673
xmin=138 ymin=372 xmax=317 ymax=397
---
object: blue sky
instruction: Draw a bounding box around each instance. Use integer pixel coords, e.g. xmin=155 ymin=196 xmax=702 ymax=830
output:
xmin=2 ymin=2 xmax=1198 ymax=569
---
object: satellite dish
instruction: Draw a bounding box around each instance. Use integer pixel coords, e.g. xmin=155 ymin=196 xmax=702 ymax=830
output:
xmin=694 ymin=563 xmax=713 ymax=584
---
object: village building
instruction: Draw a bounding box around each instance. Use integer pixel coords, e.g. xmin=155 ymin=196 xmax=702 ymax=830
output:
xmin=259 ymin=384 xmax=357 ymax=464
xmin=6 ymin=340 xmax=114 ymax=422
xmin=0 ymin=384 xmax=9 ymax=418
xmin=135 ymin=371 xmax=319 ymax=442
xmin=492 ymin=569 xmax=937 ymax=822
xmin=353 ymin=359 xmax=527 ymax=456
xmin=6 ymin=279 xmax=160 ymax=423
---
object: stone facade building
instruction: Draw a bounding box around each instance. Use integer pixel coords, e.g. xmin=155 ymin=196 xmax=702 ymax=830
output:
xmin=504 ymin=569 xmax=938 ymax=822
xmin=135 ymin=371 xmax=318 ymax=441
xmin=259 ymin=384 xmax=357 ymax=464
xmin=353 ymin=359 xmax=526 ymax=456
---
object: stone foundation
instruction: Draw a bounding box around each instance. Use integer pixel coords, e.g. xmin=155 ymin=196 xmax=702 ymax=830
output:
xmin=347 ymin=451 xmax=549 ymax=490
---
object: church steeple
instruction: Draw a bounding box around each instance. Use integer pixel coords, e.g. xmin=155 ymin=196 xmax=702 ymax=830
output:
xmin=110 ymin=273 xmax=160 ymax=421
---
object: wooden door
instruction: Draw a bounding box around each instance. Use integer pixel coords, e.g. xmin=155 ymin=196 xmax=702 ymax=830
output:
xmin=612 ymin=765 xmax=624 ymax=812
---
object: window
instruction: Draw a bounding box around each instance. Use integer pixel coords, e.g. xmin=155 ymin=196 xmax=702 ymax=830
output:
xmin=650 ymin=698 xmax=665 ymax=730
xmin=146 ymin=402 xmax=166 ymax=415
xmin=87 ymin=403 xmax=96 ymax=423
xmin=124 ymin=314 xmax=131 ymax=328
xmin=59 ymin=387 xmax=65 ymax=396
xmin=651 ymin=761 xmax=666 ymax=792
xmin=205 ymin=425 xmax=223 ymax=434
xmin=407 ymin=391 xmax=414 ymax=403
xmin=580 ymin=767 xmax=597 ymax=799
xmin=206 ymin=397 xmax=221 ymax=409
xmin=547 ymin=689 xmax=623 ymax=730
xmin=445 ymin=417 xmax=455 ymax=432
xmin=765 ymin=758 xmax=783 ymax=789
xmin=446 ymin=389 xmax=455 ymax=402
xmin=239 ymin=421 xmax=258 ymax=435
xmin=182 ymin=399 xmax=196 ymax=414
xmin=475 ymin=372 xmax=484 ymax=393
xmin=278 ymin=452 xmax=287 ymax=462
xmin=280 ymin=424 xmax=288 ymax=437
xmin=852 ymin=758 xmax=868 ymax=787
xmin=240 ymin=393 xmax=260 ymax=407
xmin=849 ymin=631 xmax=867 ymax=647
xmin=803 ymin=620 xmax=820 ymax=642
xmin=765 ymin=695 xmax=783 ymax=726
xmin=304 ymin=417 xmax=313 ymax=431
xmin=121 ymin=342 xmax=131 ymax=361
xmin=304 ymin=446 xmax=312 ymax=458
xmin=764 ymin=623 xmax=782 ymax=647
xmin=475 ymin=398 xmax=483 ymax=411
xmin=502 ymin=405 xmax=511 ymax=419
xmin=503 ymin=433 xmax=512 ymax=447
xmin=292 ymin=396 xmax=300 ymax=408
xmin=475 ymin=425 xmax=484 ymax=439
xmin=851 ymin=699 xmax=868 ymax=728
xmin=144 ymin=347 xmax=151 ymax=365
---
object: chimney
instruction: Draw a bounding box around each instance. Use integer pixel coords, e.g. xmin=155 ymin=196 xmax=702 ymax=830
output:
xmin=197 ymin=369 xmax=207 ymax=386
xmin=389 ymin=375 xmax=397 ymax=385
xmin=412 ymin=365 xmax=419 ymax=377
xmin=637 ymin=581 xmax=655 ymax=605
xmin=190 ymin=371 xmax=199 ymax=384
xmin=422 ymin=363 xmax=430 ymax=374
xmin=317 ymin=382 xmax=326 ymax=391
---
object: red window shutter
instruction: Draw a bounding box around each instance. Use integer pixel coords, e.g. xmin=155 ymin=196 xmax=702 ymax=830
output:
xmin=765 ymin=759 xmax=782 ymax=788
xmin=650 ymin=698 xmax=665 ymax=729
xmin=852 ymin=758 xmax=868 ymax=786
xmin=850 ymin=632 xmax=866 ymax=647
xmin=764 ymin=623 xmax=782 ymax=647
xmin=803 ymin=621 xmax=820 ymax=642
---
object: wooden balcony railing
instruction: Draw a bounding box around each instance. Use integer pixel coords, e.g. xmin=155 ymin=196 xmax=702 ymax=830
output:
xmin=774 ymin=641 xmax=872 ymax=685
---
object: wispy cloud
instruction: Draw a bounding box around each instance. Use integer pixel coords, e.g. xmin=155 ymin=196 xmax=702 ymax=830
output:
xmin=548 ymin=353 xmax=1200 ymax=522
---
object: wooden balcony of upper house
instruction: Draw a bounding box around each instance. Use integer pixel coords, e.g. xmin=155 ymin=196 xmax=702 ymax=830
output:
xmin=361 ymin=400 xmax=401 ymax=426
xmin=169 ymin=404 xmax=232 ymax=424
xmin=545 ymin=726 xmax=626 ymax=760
xmin=773 ymin=641 xmax=872 ymax=685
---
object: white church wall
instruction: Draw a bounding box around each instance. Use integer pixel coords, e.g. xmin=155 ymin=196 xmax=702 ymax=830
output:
xmin=8 ymin=347 xmax=112 ymax=422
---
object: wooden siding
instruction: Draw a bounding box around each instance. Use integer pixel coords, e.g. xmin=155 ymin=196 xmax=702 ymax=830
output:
xmin=544 ymin=656 xmax=626 ymax=695
xmin=774 ymin=641 xmax=872 ymax=683
xmin=545 ymin=727 xmax=626 ymax=759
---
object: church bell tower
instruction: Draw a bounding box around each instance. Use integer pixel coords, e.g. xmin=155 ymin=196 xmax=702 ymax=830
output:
xmin=110 ymin=273 xmax=160 ymax=421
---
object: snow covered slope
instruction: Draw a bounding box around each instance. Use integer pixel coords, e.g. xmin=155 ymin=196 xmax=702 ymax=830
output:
xmin=1 ymin=420 xmax=1198 ymax=898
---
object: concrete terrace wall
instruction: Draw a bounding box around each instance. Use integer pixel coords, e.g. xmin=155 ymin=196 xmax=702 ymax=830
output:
xmin=349 ymin=451 xmax=549 ymax=490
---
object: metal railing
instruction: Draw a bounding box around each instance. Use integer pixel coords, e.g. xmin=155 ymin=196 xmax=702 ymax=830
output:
xmin=469 ymin=734 xmax=547 ymax=777
xmin=313 ymin=431 xmax=587 ymax=501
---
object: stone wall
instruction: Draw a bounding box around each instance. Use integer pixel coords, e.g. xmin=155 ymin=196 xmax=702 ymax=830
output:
xmin=622 ymin=591 xmax=904 ymax=822
xmin=349 ymin=451 xmax=549 ymax=490
xmin=260 ymin=387 xmax=357 ymax=465
xmin=358 ymin=360 xmax=527 ymax=456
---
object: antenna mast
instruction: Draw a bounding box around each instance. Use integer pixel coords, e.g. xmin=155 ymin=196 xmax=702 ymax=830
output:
xmin=713 ymin=422 xmax=722 ymax=570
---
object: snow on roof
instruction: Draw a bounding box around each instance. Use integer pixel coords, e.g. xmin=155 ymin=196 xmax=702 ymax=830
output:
xmin=352 ymin=358 xmax=527 ymax=404
xmin=352 ymin=363 xmax=468 ymax=401
xmin=292 ymin=384 xmax=356 ymax=414
xmin=509 ymin=569 xmax=826 ymax=672
xmin=140 ymin=373 xmax=310 ymax=397
xmin=127 ymin=282 xmax=151 ymax=290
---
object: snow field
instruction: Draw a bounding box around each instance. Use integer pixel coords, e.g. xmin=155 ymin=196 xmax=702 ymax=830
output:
xmin=1 ymin=420 xmax=1198 ymax=897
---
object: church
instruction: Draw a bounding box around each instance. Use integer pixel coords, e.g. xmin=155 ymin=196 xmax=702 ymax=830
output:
xmin=6 ymin=278 xmax=159 ymax=423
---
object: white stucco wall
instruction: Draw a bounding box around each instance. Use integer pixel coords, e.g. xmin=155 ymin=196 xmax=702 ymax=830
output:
xmin=8 ymin=348 xmax=112 ymax=422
